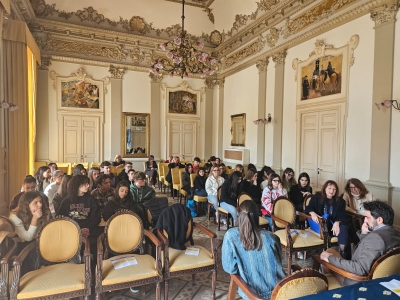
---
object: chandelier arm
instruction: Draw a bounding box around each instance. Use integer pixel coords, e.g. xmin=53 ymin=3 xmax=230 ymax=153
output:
xmin=392 ymin=100 xmax=399 ymax=110
xmin=181 ymin=0 xmax=185 ymax=36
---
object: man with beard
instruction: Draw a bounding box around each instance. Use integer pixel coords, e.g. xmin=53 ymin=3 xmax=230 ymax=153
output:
xmin=319 ymin=200 xmax=400 ymax=286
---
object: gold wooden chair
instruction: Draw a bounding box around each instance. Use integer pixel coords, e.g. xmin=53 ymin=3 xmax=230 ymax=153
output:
xmin=34 ymin=161 xmax=47 ymax=173
xmin=157 ymin=218 xmax=217 ymax=300
xmin=190 ymin=173 xmax=208 ymax=215
xmin=179 ymin=169 xmax=188 ymax=205
xmin=312 ymin=246 xmax=400 ymax=290
xmin=237 ymin=193 xmax=269 ymax=229
xmin=95 ymin=210 xmax=163 ymax=299
xmin=10 ymin=216 xmax=91 ymax=300
xmin=158 ymin=162 xmax=167 ymax=190
xmin=57 ymin=162 xmax=72 ymax=175
xmin=217 ymin=187 xmax=233 ymax=231
xmin=91 ymin=162 xmax=101 ymax=168
xmin=228 ymin=266 xmax=328 ymax=300
xmin=110 ymin=166 xmax=120 ymax=176
xmin=271 ymin=198 xmax=325 ymax=273
xmin=162 ymin=165 xmax=171 ymax=195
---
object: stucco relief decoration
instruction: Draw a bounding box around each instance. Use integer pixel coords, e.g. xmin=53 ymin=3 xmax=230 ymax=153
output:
xmin=293 ymin=35 xmax=359 ymax=106
xmin=257 ymin=0 xmax=278 ymax=11
xmin=109 ymin=66 xmax=125 ymax=79
xmin=76 ymin=7 xmax=105 ymax=23
xmin=223 ymin=35 xmax=266 ymax=69
xmin=204 ymin=8 xmax=215 ymax=24
xmin=272 ymin=50 xmax=287 ymax=65
xmin=209 ymin=30 xmax=223 ymax=46
xmin=128 ymin=16 xmax=153 ymax=35
xmin=149 ymin=73 xmax=164 ymax=83
xmin=256 ymin=59 xmax=269 ymax=72
xmin=129 ymin=48 xmax=146 ymax=65
xmin=370 ymin=2 xmax=399 ymax=26
xmin=205 ymin=78 xmax=225 ymax=89
xmin=266 ymin=28 xmax=280 ymax=47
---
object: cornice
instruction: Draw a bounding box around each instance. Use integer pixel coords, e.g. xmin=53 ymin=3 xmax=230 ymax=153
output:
xmin=10 ymin=0 xmax=36 ymax=22
xmin=370 ymin=0 xmax=399 ymax=26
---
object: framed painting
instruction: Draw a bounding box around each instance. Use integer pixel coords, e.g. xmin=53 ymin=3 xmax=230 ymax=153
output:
xmin=293 ymin=35 xmax=359 ymax=106
xmin=50 ymin=68 xmax=109 ymax=112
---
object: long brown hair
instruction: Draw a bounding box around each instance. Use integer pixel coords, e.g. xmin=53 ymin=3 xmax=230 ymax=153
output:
xmin=238 ymin=200 xmax=261 ymax=251
xmin=244 ymin=169 xmax=257 ymax=181
xmin=318 ymin=180 xmax=339 ymax=205
xmin=344 ymin=178 xmax=369 ymax=200
xmin=281 ymin=168 xmax=297 ymax=189
xmin=11 ymin=191 xmax=51 ymax=230
xmin=58 ymin=175 xmax=73 ymax=200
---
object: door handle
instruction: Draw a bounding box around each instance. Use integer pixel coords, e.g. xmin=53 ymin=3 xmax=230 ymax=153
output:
xmin=317 ymin=167 xmax=323 ymax=174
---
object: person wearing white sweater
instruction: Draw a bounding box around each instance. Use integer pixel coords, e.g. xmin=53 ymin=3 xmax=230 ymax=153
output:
xmin=44 ymin=170 xmax=64 ymax=215
xmin=206 ymin=166 xmax=225 ymax=222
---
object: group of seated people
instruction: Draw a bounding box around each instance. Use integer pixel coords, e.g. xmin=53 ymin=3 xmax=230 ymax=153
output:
xmin=7 ymin=155 xmax=400 ymax=298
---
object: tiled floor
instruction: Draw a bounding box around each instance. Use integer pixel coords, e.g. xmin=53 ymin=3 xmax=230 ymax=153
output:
xmin=105 ymin=188 xmax=316 ymax=300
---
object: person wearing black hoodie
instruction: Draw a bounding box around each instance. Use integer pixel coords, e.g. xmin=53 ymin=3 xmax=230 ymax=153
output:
xmin=220 ymin=171 xmax=243 ymax=225
xmin=194 ymin=167 xmax=207 ymax=196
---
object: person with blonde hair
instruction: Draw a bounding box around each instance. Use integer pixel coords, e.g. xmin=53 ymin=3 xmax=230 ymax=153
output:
xmin=222 ymin=200 xmax=285 ymax=299
xmin=112 ymin=154 xmax=125 ymax=167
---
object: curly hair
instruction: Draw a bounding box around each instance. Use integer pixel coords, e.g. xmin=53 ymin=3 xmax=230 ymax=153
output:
xmin=11 ymin=191 xmax=51 ymax=230
xmin=364 ymin=200 xmax=394 ymax=226
xmin=67 ymin=175 xmax=90 ymax=204
xmin=344 ymin=178 xmax=369 ymax=200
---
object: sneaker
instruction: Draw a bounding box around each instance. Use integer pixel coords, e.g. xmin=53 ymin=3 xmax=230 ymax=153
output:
xmin=297 ymin=252 xmax=304 ymax=260
xmin=130 ymin=287 xmax=140 ymax=293
xmin=221 ymin=218 xmax=227 ymax=225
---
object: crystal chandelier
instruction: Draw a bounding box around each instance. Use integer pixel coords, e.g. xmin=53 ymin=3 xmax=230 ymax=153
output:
xmin=149 ymin=0 xmax=217 ymax=79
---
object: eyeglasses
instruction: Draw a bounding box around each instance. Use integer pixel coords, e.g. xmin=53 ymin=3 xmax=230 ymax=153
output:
xmin=272 ymin=179 xmax=281 ymax=182
xmin=287 ymin=174 xmax=294 ymax=177
xmin=349 ymin=186 xmax=359 ymax=190
xmin=213 ymin=169 xmax=220 ymax=172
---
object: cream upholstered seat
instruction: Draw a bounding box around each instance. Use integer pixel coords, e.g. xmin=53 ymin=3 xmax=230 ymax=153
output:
xmin=171 ymin=168 xmax=185 ymax=200
xmin=272 ymin=198 xmax=325 ymax=273
xmin=228 ymin=267 xmax=328 ymax=300
xmin=10 ymin=216 xmax=91 ymax=300
xmin=158 ymin=162 xmax=167 ymax=190
xmin=237 ymin=193 xmax=269 ymax=229
xmin=313 ymin=247 xmax=400 ymax=290
xmin=157 ymin=217 xmax=217 ymax=300
xmin=178 ymin=169 xmax=187 ymax=204
xmin=162 ymin=165 xmax=171 ymax=194
xmin=96 ymin=210 xmax=163 ymax=300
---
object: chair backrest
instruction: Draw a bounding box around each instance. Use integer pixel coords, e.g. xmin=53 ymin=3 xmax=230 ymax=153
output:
xmin=158 ymin=163 xmax=167 ymax=177
xmin=90 ymin=162 xmax=101 ymax=168
xmin=303 ymin=195 xmax=312 ymax=211
xmin=0 ymin=216 xmax=15 ymax=233
xmin=34 ymin=161 xmax=47 ymax=173
xmin=72 ymin=162 xmax=88 ymax=169
xmin=190 ymin=173 xmax=196 ymax=188
xmin=105 ymin=210 xmax=144 ymax=254
xmin=237 ymin=192 xmax=252 ymax=208
xmin=163 ymin=219 xmax=193 ymax=243
xmin=38 ymin=217 xmax=81 ymax=264
xmin=179 ymin=169 xmax=185 ymax=187
xmin=57 ymin=162 xmax=72 ymax=174
xmin=110 ymin=166 xmax=119 ymax=176
xmin=370 ymin=247 xmax=400 ymax=279
xmin=271 ymin=268 xmax=328 ymax=300
xmin=143 ymin=161 xmax=147 ymax=171
xmin=272 ymin=197 xmax=295 ymax=229
xmin=217 ymin=186 xmax=222 ymax=201
xmin=171 ymin=168 xmax=180 ymax=185
xmin=58 ymin=166 xmax=69 ymax=175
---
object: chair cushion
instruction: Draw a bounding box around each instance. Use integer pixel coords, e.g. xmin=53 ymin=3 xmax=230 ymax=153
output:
xmin=102 ymin=254 xmax=158 ymax=286
xmin=194 ymin=196 xmax=207 ymax=202
xmin=330 ymin=236 xmax=338 ymax=243
xmin=17 ymin=263 xmax=85 ymax=299
xmin=218 ymin=207 xmax=229 ymax=214
xmin=325 ymin=273 xmax=342 ymax=290
xmin=259 ymin=217 xmax=269 ymax=225
xmin=173 ymin=184 xmax=181 ymax=190
xmin=275 ymin=229 xmax=324 ymax=248
xmin=169 ymin=246 xmax=214 ymax=272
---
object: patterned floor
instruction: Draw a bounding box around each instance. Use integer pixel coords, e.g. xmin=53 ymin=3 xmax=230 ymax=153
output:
xmin=105 ymin=189 xmax=316 ymax=300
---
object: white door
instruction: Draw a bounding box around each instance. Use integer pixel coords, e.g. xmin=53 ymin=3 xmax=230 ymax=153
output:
xmin=168 ymin=119 xmax=197 ymax=161
xmin=60 ymin=114 xmax=101 ymax=163
xmin=300 ymin=109 xmax=340 ymax=191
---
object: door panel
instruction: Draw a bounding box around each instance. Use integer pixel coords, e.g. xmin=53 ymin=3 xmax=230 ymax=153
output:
xmin=63 ymin=116 xmax=81 ymax=163
xmin=168 ymin=120 xmax=197 ymax=160
xmin=300 ymin=113 xmax=318 ymax=188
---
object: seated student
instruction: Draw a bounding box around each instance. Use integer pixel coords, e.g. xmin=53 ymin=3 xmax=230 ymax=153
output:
xmin=343 ymin=178 xmax=375 ymax=215
xmin=102 ymin=180 xmax=144 ymax=222
xmin=203 ymin=163 xmax=211 ymax=177
xmin=165 ymin=157 xmax=185 ymax=197
xmin=35 ymin=166 xmax=52 ymax=192
xmin=47 ymin=162 xmax=58 ymax=176
xmin=261 ymin=174 xmax=287 ymax=230
xmin=117 ymin=161 xmax=133 ymax=182
xmin=260 ymin=169 xmax=276 ymax=190
xmin=10 ymin=175 xmax=49 ymax=211
xmin=234 ymin=164 xmax=245 ymax=177
xmin=305 ymin=180 xmax=349 ymax=259
xmin=91 ymin=174 xmax=115 ymax=217
xmin=241 ymin=169 xmax=262 ymax=209
xmin=206 ymin=165 xmax=225 ymax=223
xmin=289 ymin=172 xmax=313 ymax=212
xmin=219 ymin=163 xmax=229 ymax=180
xmin=181 ymin=163 xmax=194 ymax=198
xmin=130 ymin=171 xmax=156 ymax=208
xmin=164 ymin=155 xmax=173 ymax=163
xmin=215 ymin=157 xmax=221 ymax=165
xmin=9 ymin=191 xmax=51 ymax=242
xmin=73 ymin=164 xmax=87 ymax=176
xmin=44 ymin=170 xmax=64 ymax=215
xmin=220 ymin=171 xmax=242 ymax=225
xmin=145 ymin=155 xmax=158 ymax=189
xmin=192 ymin=157 xmax=201 ymax=173
xmin=281 ymin=167 xmax=297 ymax=195
xmin=222 ymin=201 xmax=286 ymax=300
xmin=88 ymin=167 xmax=100 ymax=192
xmin=53 ymin=175 xmax=72 ymax=216
xmin=127 ymin=168 xmax=136 ymax=190
xmin=194 ymin=167 xmax=208 ymax=197
xmin=100 ymin=161 xmax=119 ymax=188
xmin=257 ymin=166 xmax=272 ymax=189
xmin=209 ymin=156 xmax=217 ymax=167
xmin=112 ymin=154 xmax=125 ymax=167
xmin=319 ymin=200 xmax=400 ymax=286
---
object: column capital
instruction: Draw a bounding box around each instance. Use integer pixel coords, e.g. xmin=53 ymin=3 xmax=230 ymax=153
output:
xmin=204 ymin=78 xmax=225 ymax=89
xmin=108 ymin=65 xmax=125 ymax=79
xmin=370 ymin=2 xmax=399 ymax=27
xmin=256 ymin=58 xmax=269 ymax=73
xmin=272 ymin=50 xmax=287 ymax=65
xmin=39 ymin=56 xmax=52 ymax=70
xmin=149 ymin=73 xmax=163 ymax=83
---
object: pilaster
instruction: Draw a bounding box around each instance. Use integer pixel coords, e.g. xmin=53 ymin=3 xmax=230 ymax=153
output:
xmin=150 ymin=73 xmax=163 ymax=160
xmin=109 ymin=66 xmax=124 ymax=158
xmin=365 ymin=2 xmax=398 ymax=201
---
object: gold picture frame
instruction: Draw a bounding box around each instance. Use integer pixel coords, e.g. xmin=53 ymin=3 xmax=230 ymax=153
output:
xmin=122 ymin=112 xmax=150 ymax=158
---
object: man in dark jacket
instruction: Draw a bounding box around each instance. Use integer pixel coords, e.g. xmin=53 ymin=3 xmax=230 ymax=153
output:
xmin=320 ymin=200 xmax=400 ymax=286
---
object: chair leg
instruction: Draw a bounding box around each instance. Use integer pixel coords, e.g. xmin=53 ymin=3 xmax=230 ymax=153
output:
xmin=192 ymin=274 xmax=196 ymax=283
xmin=164 ymin=280 xmax=169 ymax=300
xmin=156 ymin=282 xmax=161 ymax=300
xmin=288 ymin=252 xmax=293 ymax=274
xmin=211 ymin=269 xmax=217 ymax=299
xmin=227 ymin=214 xmax=230 ymax=230
xmin=218 ymin=212 xmax=221 ymax=231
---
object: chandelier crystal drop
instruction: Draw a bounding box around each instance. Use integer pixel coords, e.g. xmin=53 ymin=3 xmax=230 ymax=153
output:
xmin=149 ymin=0 xmax=218 ymax=79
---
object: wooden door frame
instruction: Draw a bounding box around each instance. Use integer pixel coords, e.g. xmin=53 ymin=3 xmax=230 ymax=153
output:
xmin=166 ymin=117 xmax=199 ymax=160
xmin=57 ymin=111 xmax=104 ymax=163
xmin=296 ymin=100 xmax=347 ymax=192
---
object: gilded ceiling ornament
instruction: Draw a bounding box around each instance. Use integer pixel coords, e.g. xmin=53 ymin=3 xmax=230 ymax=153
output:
xmin=257 ymin=0 xmax=278 ymax=11
xmin=204 ymin=78 xmax=225 ymax=89
xmin=370 ymin=2 xmax=399 ymax=26
xmin=128 ymin=16 xmax=153 ymax=35
xmin=266 ymin=27 xmax=280 ymax=47
xmin=129 ymin=48 xmax=145 ymax=65
xmin=232 ymin=14 xmax=249 ymax=31
xmin=204 ymin=7 xmax=215 ymax=24
xmin=109 ymin=66 xmax=125 ymax=79
xmin=223 ymin=35 xmax=266 ymax=69
xmin=76 ymin=7 xmax=105 ymax=24
xmin=209 ymin=30 xmax=222 ymax=46
xmin=272 ymin=50 xmax=287 ymax=65
xmin=256 ymin=59 xmax=269 ymax=72
xmin=149 ymin=73 xmax=164 ymax=83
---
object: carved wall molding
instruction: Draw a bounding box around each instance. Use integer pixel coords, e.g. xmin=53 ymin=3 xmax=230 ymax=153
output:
xmin=109 ymin=66 xmax=125 ymax=79
xmin=272 ymin=50 xmax=287 ymax=65
xmin=223 ymin=35 xmax=266 ymax=69
xmin=256 ymin=59 xmax=269 ymax=72
xmin=370 ymin=1 xmax=399 ymax=26
xmin=204 ymin=78 xmax=225 ymax=89
xmin=39 ymin=56 xmax=52 ymax=70
xmin=266 ymin=27 xmax=280 ymax=47
xmin=161 ymin=80 xmax=204 ymax=102
xmin=204 ymin=8 xmax=215 ymax=24
xmin=149 ymin=73 xmax=164 ymax=83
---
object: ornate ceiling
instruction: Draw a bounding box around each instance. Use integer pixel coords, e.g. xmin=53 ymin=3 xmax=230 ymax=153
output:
xmin=5 ymin=0 xmax=398 ymax=78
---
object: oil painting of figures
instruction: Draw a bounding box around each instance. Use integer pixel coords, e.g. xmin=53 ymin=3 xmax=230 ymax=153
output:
xmin=301 ymin=54 xmax=343 ymax=100
xmin=168 ymin=91 xmax=197 ymax=114
xmin=61 ymin=80 xmax=100 ymax=109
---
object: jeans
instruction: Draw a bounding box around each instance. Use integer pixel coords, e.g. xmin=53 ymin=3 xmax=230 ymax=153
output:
xmin=207 ymin=194 xmax=219 ymax=211
xmin=265 ymin=216 xmax=274 ymax=231
xmin=220 ymin=202 xmax=238 ymax=223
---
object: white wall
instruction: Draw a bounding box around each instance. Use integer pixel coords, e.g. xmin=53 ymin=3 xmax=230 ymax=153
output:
xmin=223 ymin=65 xmax=259 ymax=163
xmin=282 ymin=14 xmax=375 ymax=182
xmin=122 ymin=71 xmax=151 ymax=114
xmin=264 ymin=59 xmax=275 ymax=167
